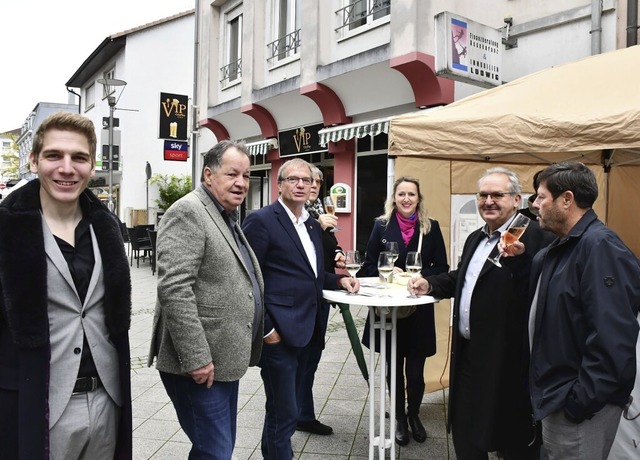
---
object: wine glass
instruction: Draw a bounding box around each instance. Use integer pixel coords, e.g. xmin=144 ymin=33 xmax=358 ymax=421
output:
xmin=385 ymin=242 xmax=399 ymax=263
xmin=344 ymin=250 xmax=362 ymax=295
xmin=377 ymin=252 xmax=394 ymax=288
xmin=385 ymin=242 xmax=399 ymax=282
xmin=323 ymin=196 xmax=341 ymax=232
xmin=488 ymin=213 xmax=531 ymax=268
xmin=405 ymin=251 xmax=422 ymax=298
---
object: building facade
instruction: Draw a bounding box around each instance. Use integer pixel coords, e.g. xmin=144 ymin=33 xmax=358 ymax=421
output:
xmin=15 ymin=102 xmax=79 ymax=179
xmin=66 ymin=10 xmax=215 ymax=224
xmin=195 ymin=0 xmax=636 ymax=251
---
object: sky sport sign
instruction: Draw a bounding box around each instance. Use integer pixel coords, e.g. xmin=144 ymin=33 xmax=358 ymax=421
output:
xmin=164 ymin=140 xmax=188 ymax=161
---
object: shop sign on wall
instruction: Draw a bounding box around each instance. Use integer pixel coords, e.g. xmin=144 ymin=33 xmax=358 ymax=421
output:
xmin=159 ymin=92 xmax=188 ymax=140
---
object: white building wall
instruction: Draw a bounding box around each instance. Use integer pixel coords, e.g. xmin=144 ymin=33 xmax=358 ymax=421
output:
xmin=82 ymin=14 xmax=217 ymax=222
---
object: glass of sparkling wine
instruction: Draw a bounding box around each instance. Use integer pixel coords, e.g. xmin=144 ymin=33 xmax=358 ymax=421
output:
xmin=405 ymin=251 xmax=422 ymax=298
xmin=323 ymin=196 xmax=341 ymax=232
xmin=344 ymin=250 xmax=362 ymax=295
xmin=378 ymin=252 xmax=394 ymax=288
xmin=488 ymin=213 xmax=531 ymax=268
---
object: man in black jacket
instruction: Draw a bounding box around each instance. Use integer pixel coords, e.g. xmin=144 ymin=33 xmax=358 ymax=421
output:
xmin=526 ymin=162 xmax=640 ymax=459
xmin=0 ymin=112 xmax=132 ymax=459
xmin=409 ymin=167 xmax=553 ymax=459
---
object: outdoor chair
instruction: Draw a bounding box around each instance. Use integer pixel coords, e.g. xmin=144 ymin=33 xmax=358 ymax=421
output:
xmin=120 ymin=221 xmax=130 ymax=257
xmin=126 ymin=226 xmax=153 ymax=268
xmin=147 ymin=229 xmax=158 ymax=275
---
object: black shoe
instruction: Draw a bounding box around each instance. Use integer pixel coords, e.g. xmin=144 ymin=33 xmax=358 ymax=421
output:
xmin=395 ymin=416 xmax=410 ymax=446
xmin=296 ymin=419 xmax=333 ymax=435
xmin=408 ymin=414 xmax=427 ymax=443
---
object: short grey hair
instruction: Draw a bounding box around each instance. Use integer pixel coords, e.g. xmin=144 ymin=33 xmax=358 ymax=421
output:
xmin=478 ymin=167 xmax=522 ymax=194
xmin=309 ymin=164 xmax=323 ymax=180
xmin=200 ymin=140 xmax=249 ymax=182
xmin=277 ymin=158 xmax=312 ymax=182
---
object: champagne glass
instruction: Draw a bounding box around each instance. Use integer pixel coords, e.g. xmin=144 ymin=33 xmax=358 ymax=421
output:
xmin=488 ymin=213 xmax=531 ymax=268
xmin=405 ymin=251 xmax=422 ymax=298
xmin=344 ymin=250 xmax=362 ymax=295
xmin=377 ymin=252 xmax=394 ymax=288
xmin=323 ymin=196 xmax=341 ymax=232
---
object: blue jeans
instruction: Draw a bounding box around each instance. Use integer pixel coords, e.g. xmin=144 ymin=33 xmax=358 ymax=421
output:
xmin=260 ymin=342 xmax=303 ymax=460
xmin=160 ymin=372 xmax=239 ymax=460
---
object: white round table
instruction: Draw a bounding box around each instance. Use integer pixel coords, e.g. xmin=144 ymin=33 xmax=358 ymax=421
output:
xmin=323 ymin=277 xmax=438 ymax=460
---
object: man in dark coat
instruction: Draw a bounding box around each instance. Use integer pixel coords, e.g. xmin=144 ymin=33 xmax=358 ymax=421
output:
xmin=409 ymin=167 xmax=553 ymax=459
xmin=527 ymin=162 xmax=639 ymax=459
xmin=0 ymin=112 xmax=132 ymax=459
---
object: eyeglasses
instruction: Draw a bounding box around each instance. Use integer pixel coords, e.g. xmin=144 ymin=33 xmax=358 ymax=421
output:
xmin=476 ymin=192 xmax=516 ymax=202
xmin=282 ymin=176 xmax=312 ymax=186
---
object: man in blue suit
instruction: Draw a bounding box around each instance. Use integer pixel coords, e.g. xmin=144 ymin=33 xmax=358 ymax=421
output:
xmin=242 ymin=158 xmax=359 ymax=460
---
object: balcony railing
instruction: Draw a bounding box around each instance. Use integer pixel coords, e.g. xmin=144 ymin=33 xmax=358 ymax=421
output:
xmin=267 ymin=29 xmax=301 ymax=61
xmin=220 ymin=58 xmax=242 ymax=85
xmin=335 ymin=0 xmax=390 ymax=31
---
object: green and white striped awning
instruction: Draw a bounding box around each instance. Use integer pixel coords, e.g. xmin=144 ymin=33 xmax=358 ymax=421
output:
xmin=246 ymin=138 xmax=279 ymax=156
xmin=318 ymin=117 xmax=390 ymax=147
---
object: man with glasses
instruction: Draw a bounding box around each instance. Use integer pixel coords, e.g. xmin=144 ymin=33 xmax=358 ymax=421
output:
xmin=409 ymin=167 xmax=553 ymax=459
xmin=242 ymin=158 xmax=358 ymax=460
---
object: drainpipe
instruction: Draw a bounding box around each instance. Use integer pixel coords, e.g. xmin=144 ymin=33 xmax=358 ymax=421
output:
xmin=628 ymin=0 xmax=639 ymax=46
xmin=66 ymin=87 xmax=82 ymax=114
xmin=191 ymin=0 xmax=200 ymax=190
xmin=591 ymin=0 xmax=602 ymax=54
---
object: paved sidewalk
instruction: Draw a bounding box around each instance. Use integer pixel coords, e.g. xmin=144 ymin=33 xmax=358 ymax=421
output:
xmin=128 ymin=258 xmax=459 ymax=459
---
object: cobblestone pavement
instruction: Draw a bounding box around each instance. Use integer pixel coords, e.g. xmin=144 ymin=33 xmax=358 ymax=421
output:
xmin=128 ymin=255 xmax=463 ymax=459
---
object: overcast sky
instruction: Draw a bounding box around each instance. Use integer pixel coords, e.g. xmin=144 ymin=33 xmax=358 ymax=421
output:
xmin=0 ymin=0 xmax=195 ymax=133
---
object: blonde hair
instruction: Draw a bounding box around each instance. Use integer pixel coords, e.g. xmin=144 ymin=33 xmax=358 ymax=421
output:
xmin=32 ymin=111 xmax=97 ymax=165
xmin=377 ymin=176 xmax=431 ymax=234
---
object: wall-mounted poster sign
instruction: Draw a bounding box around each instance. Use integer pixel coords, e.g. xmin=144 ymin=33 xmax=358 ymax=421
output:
xmin=435 ymin=11 xmax=502 ymax=88
xmin=159 ymin=92 xmax=188 ymax=140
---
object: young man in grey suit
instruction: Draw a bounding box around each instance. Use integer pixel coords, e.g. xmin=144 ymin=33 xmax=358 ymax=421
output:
xmin=0 ymin=112 xmax=132 ymax=459
xmin=148 ymin=140 xmax=264 ymax=460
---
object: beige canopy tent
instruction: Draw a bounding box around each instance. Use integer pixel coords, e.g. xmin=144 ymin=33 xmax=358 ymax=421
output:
xmin=390 ymin=44 xmax=640 ymax=257
xmin=388 ymin=45 xmax=640 ymax=391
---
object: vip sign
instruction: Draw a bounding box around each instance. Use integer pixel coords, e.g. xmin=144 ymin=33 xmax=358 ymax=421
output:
xmin=278 ymin=123 xmax=324 ymax=157
xmin=159 ymin=92 xmax=188 ymax=140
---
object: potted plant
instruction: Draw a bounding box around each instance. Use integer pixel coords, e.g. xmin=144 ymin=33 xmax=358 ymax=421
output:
xmin=150 ymin=174 xmax=192 ymax=221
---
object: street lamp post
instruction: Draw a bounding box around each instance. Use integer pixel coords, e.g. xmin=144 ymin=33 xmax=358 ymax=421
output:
xmin=145 ymin=161 xmax=152 ymax=224
xmin=97 ymin=78 xmax=127 ymax=213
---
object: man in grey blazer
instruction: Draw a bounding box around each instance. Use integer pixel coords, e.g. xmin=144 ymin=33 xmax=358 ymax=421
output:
xmin=148 ymin=140 xmax=264 ymax=460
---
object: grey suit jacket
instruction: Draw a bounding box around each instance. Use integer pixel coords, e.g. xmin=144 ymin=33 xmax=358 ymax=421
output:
xmin=148 ymin=186 xmax=264 ymax=382
xmin=43 ymin=221 xmax=121 ymax=428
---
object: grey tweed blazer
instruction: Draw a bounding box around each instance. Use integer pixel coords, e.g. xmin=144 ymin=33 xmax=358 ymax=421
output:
xmin=148 ymin=186 xmax=264 ymax=381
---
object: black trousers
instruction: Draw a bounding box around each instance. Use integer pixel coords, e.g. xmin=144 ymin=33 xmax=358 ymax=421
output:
xmin=385 ymin=355 xmax=426 ymax=418
xmin=452 ymin=338 xmax=539 ymax=460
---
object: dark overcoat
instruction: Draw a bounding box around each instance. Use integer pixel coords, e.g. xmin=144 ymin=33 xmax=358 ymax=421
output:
xmin=427 ymin=219 xmax=553 ymax=452
xmin=0 ymin=180 xmax=132 ymax=460
xmin=360 ymin=215 xmax=449 ymax=357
